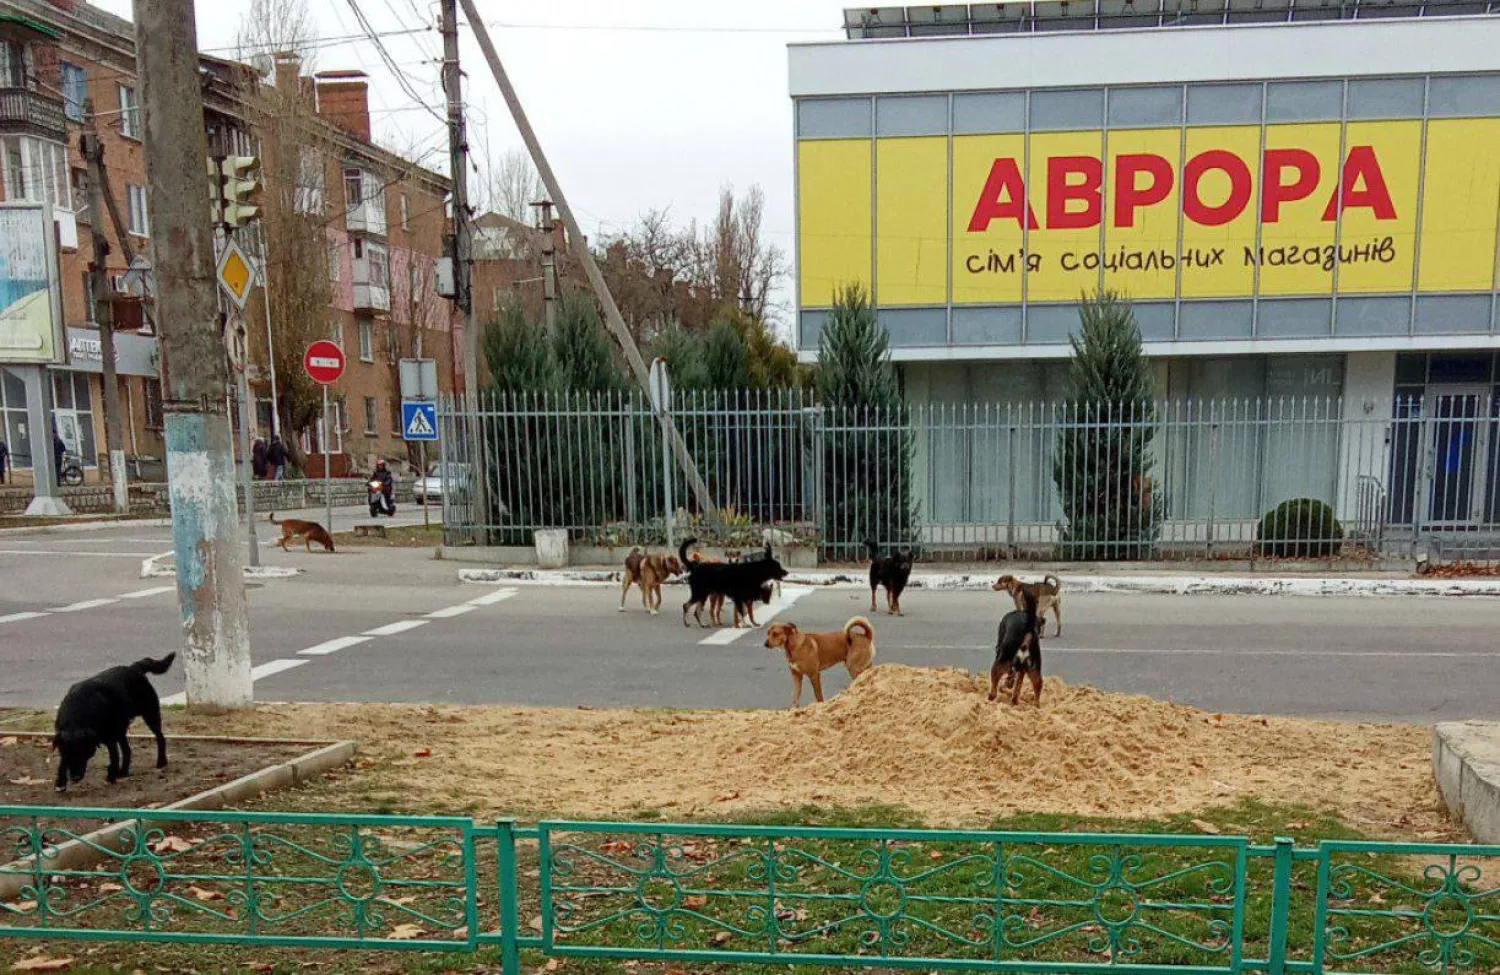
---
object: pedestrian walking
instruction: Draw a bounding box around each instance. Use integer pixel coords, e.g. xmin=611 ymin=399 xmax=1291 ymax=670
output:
xmin=251 ymin=437 xmax=268 ymax=480
xmin=266 ymin=435 xmax=288 ymax=481
xmin=0 ymin=437 xmax=8 ymax=484
xmin=52 ymin=429 xmax=65 ymax=486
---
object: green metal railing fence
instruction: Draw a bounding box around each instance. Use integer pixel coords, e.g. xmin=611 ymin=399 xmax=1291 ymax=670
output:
xmin=2 ymin=807 xmax=1497 ymax=973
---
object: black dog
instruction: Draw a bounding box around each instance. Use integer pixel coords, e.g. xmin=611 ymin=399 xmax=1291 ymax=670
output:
xmin=866 ymin=540 xmax=913 ymax=616
xmin=990 ymin=589 xmax=1043 ymax=706
xmin=53 ymin=653 xmax=174 ymax=792
xmin=679 ymin=538 xmax=788 ymax=628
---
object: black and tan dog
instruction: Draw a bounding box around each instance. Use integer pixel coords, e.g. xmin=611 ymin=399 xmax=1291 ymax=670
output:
xmin=993 ymin=573 xmax=1063 ymax=637
xmin=866 ymin=540 xmax=914 ymax=615
xmin=269 ymin=513 xmax=335 ymax=553
xmin=990 ymin=587 xmax=1043 ymax=706
xmin=53 ymin=654 xmax=174 ymax=792
xmin=680 ymin=538 xmax=788 ymax=628
xmin=619 ymin=548 xmax=683 ymax=615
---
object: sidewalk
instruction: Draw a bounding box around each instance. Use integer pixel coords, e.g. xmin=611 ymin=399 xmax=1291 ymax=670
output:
xmin=456 ymin=564 xmax=1500 ymax=597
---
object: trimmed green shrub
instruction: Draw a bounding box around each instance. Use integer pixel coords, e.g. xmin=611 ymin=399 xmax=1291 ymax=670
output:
xmin=1255 ymin=497 xmax=1344 ymax=558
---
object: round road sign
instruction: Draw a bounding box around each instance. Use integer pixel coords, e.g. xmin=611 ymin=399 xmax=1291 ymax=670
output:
xmin=303 ymin=340 xmax=346 ymax=385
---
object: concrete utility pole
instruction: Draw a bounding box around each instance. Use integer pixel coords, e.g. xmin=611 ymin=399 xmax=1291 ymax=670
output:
xmin=80 ymin=103 xmax=129 ymax=514
xmin=454 ymin=0 xmax=720 ymax=529
xmin=440 ymin=0 xmax=491 ymax=528
xmin=133 ymin=0 xmax=253 ymax=709
xmin=532 ymin=199 xmax=557 ymax=336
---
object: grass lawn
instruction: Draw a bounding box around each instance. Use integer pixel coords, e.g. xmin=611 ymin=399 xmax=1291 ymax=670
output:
xmin=332 ymin=524 xmax=445 ymax=549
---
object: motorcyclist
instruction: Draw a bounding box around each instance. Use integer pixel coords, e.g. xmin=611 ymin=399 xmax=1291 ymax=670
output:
xmin=368 ymin=459 xmax=395 ymax=515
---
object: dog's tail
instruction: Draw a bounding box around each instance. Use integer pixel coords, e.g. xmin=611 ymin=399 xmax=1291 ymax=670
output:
xmin=1044 ymin=573 xmax=1061 ymax=592
xmin=268 ymin=512 xmax=280 ymax=524
xmin=130 ymin=652 xmax=176 ymax=676
xmin=844 ymin=616 xmax=874 ymax=644
xmin=678 ymin=537 xmax=697 ymax=567
xmin=864 ymin=539 xmax=879 ymax=560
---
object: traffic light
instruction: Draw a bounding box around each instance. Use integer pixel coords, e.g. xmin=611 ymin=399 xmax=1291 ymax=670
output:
xmin=220 ymin=156 xmax=263 ymax=228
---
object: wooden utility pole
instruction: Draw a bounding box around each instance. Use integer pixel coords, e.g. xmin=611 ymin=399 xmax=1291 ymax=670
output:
xmin=80 ymin=102 xmax=129 ymax=513
xmin=133 ymin=0 xmax=252 ymax=709
xmin=453 ymin=0 xmax=720 ymax=528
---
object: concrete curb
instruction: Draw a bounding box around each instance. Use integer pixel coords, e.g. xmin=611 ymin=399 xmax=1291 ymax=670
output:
xmin=0 ymin=518 xmax=173 ymax=536
xmin=140 ymin=551 xmax=301 ymax=580
xmin=456 ymin=566 xmax=1500 ymax=597
xmin=1433 ymin=722 xmax=1500 ymax=845
xmin=0 ymin=735 xmax=357 ymax=901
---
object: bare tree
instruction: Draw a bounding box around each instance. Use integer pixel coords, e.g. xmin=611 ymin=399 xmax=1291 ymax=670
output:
xmin=696 ymin=185 xmax=785 ymax=325
xmin=484 ymin=148 xmax=546 ymax=225
xmin=236 ymin=0 xmax=334 ymax=467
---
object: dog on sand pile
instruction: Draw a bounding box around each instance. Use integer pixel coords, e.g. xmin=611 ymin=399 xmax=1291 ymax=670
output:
xmin=764 ymin=617 xmax=875 ymax=707
xmin=269 ymin=513 xmax=335 ymax=553
xmin=990 ymin=587 xmax=1043 ymax=706
xmin=866 ymin=540 xmax=913 ymax=615
xmin=619 ymin=548 xmax=683 ymax=614
xmin=993 ymin=573 xmax=1063 ymax=637
xmin=53 ymin=654 xmax=174 ymax=792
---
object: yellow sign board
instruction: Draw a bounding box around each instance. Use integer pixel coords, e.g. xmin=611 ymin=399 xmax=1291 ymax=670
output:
xmin=798 ymin=118 xmax=1500 ymax=307
xmin=216 ymin=239 xmax=256 ymax=310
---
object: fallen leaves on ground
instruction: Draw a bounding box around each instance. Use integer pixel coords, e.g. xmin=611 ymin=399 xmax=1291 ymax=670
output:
xmin=387 ymin=924 xmax=424 ymax=940
xmin=186 ymin=886 xmax=224 ymax=903
xmin=10 ymin=956 xmax=75 ymax=972
xmin=151 ymin=836 xmax=194 ymax=855
xmin=1417 ymin=561 xmax=1500 ymax=578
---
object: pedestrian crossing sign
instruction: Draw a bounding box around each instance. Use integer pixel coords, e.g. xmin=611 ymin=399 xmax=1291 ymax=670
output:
xmin=401 ymin=400 xmax=438 ymax=441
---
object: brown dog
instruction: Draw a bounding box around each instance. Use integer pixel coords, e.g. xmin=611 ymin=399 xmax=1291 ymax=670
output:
xmin=269 ymin=513 xmax=335 ymax=553
xmin=619 ymin=548 xmax=683 ymax=615
xmin=993 ymin=574 xmax=1062 ymax=637
xmin=764 ymin=616 xmax=875 ymax=707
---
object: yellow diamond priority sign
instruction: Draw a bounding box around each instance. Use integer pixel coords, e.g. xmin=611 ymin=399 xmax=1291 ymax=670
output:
xmin=216 ymin=239 xmax=256 ymax=310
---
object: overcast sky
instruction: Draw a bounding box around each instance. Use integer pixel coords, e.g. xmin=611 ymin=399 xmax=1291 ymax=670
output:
xmin=92 ymin=0 xmax=852 ymax=325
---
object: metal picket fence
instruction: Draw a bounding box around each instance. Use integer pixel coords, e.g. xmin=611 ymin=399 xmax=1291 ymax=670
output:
xmin=2 ymin=805 xmax=1498 ymax=973
xmin=437 ymin=390 xmax=1500 ymax=564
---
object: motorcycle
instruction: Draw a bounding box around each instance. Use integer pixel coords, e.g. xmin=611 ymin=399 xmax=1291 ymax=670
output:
xmin=368 ymin=479 xmax=396 ymax=518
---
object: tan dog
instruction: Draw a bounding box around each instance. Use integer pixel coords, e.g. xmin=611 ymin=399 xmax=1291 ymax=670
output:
xmin=764 ymin=617 xmax=875 ymax=707
xmin=269 ymin=513 xmax=335 ymax=553
xmin=619 ymin=548 xmax=683 ymax=614
xmin=993 ymin=574 xmax=1062 ymax=637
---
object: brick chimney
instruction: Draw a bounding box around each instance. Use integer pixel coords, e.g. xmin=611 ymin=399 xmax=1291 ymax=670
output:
xmin=315 ymin=70 xmax=372 ymax=142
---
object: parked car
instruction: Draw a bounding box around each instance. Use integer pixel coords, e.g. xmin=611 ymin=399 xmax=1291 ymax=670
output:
xmin=414 ymin=462 xmax=469 ymax=505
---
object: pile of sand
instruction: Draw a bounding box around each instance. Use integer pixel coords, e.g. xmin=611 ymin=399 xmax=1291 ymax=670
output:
xmin=200 ymin=665 xmax=1440 ymax=833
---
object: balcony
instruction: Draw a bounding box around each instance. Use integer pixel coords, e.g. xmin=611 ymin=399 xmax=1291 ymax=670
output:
xmin=346 ymin=199 xmax=387 ymax=237
xmin=0 ymin=87 xmax=66 ymax=140
xmin=351 ymin=249 xmax=391 ymax=313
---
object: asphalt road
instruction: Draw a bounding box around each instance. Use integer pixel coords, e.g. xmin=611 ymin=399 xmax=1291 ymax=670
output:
xmin=2 ymin=518 xmax=1497 ymax=723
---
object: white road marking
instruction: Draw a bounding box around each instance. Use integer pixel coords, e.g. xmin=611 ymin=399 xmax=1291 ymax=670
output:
xmin=466 ymin=587 xmax=518 ymax=606
xmin=252 ymin=658 xmax=309 ymax=680
xmin=362 ymin=619 xmax=429 ymax=637
xmin=162 ymin=657 xmax=309 ymax=705
xmin=299 ymin=636 xmax=373 ymax=656
xmin=0 ymin=611 xmax=48 ymax=625
xmin=698 ymin=585 xmax=810 ymax=646
xmin=51 ymin=598 xmax=119 ymax=613
xmin=118 ymin=586 xmax=177 ymax=600
xmin=427 ymin=604 xmax=477 ymax=619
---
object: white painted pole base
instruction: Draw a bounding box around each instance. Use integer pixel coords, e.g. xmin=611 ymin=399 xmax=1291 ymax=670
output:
xmin=164 ymin=413 xmax=253 ymax=710
xmin=110 ymin=448 xmax=129 ymax=513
